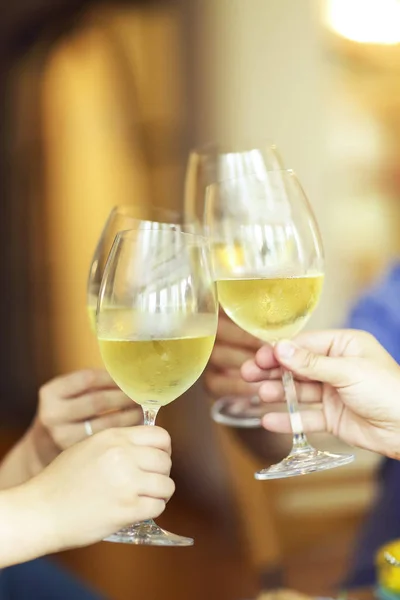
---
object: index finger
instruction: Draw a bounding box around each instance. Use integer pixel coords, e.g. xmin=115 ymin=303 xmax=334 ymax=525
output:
xmin=276 ymin=329 xmax=369 ymax=362
xmin=241 ymin=345 xmax=281 ymax=383
xmin=253 ymin=331 xmax=352 ymax=372
xmin=45 ymin=369 xmax=117 ymax=399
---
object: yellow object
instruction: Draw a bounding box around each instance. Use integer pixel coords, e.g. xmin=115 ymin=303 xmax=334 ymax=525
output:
xmin=377 ymin=540 xmax=400 ymax=592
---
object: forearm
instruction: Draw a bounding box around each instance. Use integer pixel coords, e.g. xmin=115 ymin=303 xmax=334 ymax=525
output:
xmin=0 ymin=485 xmax=55 ymax=567
xmin=0 ymin=432 xmax=35 ymax=490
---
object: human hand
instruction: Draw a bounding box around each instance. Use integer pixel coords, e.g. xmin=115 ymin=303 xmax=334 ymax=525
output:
xmin=23 ymin=426 xmax=174 ymax=552
xmin=29 ymin=369 xmax=142 ymax=472
xmin=241 ymin=330 xmax=400 ymax=459
xmin=203 ymin=310 xmax=262 ymax=400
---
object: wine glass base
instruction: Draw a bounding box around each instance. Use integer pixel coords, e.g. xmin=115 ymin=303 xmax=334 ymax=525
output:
xmin=255 ymin=448 xmax=355 ymax=480
xmin=210 ymin=396 xmax=264 ymax=428
xmin=103 ymin=519 xmax=194 ymax=546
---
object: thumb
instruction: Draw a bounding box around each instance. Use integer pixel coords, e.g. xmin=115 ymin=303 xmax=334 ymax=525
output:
xmin=273 ymin=340 xmax=353 ymax=386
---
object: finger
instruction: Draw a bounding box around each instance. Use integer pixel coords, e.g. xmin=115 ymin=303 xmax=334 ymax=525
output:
xmin=136 ymin=447 xmax=172 ymax=476
xmin=128 ymin=426 xmax=172 ymax=455
xmin=66 ymin=390 xmax=134 ymax=421
xmin=258 ymin=380 xmax=323 ymax=404
xmin=276 ymin=329 xmax=374 ymax=361
xmin=217 ymin=314 xmax=262 ymax=351
xmin=209 ymin=344 xmax=255 ymax=371
xmin=261 ymin=409 xmax=327 ymax=434
xmin=253 ymin=345 xmax=281 ymax=371
xmin=241 ymin=357 xmax=282 ymax=383
xmin=290 ymin=329 xmax=351 ymax=357
xmin=90 ymin=408 xmax=143 ymax=433
xmin=138 ymin=473 xmax=176 ymax=501
xmin=52 ymin=408 xmax=143 ymax=447
xmin=43 ymin=369 xmax=116 ymax=399
xmin=273 ymin=340 xmax=356 ymax=387
xmin=133 ymin=497 xmax=167 ymax=521
xmin=203 ymin=370 xmax=260 ymax=399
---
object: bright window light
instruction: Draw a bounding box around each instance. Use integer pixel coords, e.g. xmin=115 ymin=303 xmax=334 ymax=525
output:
xmin=325 ymin=0 xmax=400 ymax=45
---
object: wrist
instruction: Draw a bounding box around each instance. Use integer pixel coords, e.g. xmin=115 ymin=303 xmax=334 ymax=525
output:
xmin=0 ymin=482 xmax=59 ymax=566
xmin=0 ymin=425 xmax=54 ymax=491
xmin=18 ymin=475 xmax=68 ymax=556
xmin=385 ymin=437 xmax=400 ymax=461
xmin=27 ymin=419 xmax=60 ymax=476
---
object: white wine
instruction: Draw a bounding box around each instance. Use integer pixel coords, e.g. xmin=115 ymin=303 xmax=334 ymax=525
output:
xmin=217 ymin=275 xmax=324 ymax=341
xmin=98 ymin=333 xmax=215 ymax=407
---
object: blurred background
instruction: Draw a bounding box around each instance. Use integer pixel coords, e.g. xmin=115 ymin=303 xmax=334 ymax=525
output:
xmin=1 ymin=0 xmax=399 ymax=598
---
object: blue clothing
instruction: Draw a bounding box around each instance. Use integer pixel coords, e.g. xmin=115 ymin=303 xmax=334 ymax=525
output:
xmin=0 ymin=559 xmax=104 ymax=599
xmin=344 ymin=262 xmax=400 ymax=588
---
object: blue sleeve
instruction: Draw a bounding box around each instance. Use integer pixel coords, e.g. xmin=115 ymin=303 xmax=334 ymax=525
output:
xmin=344 ymin=291 xmax=400 ymax=588
xmin=346 ymin=296 xmax=400 ymax=363
xmin=1 ymin=559 xmax=104 ymax=600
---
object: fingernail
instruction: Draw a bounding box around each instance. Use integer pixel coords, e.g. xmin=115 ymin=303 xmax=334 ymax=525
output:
xmin=276 ymin=340 xmax=296 ymax=359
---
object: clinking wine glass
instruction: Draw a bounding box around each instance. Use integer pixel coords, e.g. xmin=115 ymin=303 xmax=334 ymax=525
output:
xmin=87 ymin=204 xmax=185 ymax=332
xmin=96 ymin=228 xmax=218 ymax=544
xmin=184 ymin=142 xmax=285 ymax=428
xmin=205 ymin=170 xmax=354 ymax=479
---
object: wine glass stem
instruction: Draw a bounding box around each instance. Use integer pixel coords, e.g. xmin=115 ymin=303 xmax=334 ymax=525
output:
xmin=143 ymin=406 xmax=160 ymax=427
xmin=140 ymin=405 xmax=161 ymax=529
xmin=282 ymin=369 xmax=313 ymax=454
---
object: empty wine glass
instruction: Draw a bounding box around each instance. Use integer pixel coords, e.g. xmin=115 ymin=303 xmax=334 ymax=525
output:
xmin=205 ymin=171 xmax=354 ymax=479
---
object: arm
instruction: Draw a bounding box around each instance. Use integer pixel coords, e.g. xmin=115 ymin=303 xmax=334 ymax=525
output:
xmin=340 ymin=281 xmax=400 ymax=586
xmin=0 ymin=484 xmax=57 ymax=568
xmin=346 ymin=295 xmax=400 ymax=363
xmin=0 ymin=425 xmax=174 ymax=568
xmin=0 ymin=424 xmax=54 ymax=490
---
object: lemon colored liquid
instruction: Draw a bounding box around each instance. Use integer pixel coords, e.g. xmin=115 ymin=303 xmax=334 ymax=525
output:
xmin=98 ymin=333 xmax=215 ymax=407
xmin=217 ymin=275 xmax=324 ymax=341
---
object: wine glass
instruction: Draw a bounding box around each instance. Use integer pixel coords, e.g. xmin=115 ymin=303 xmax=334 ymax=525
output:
xmin=205 ymin=170 xmax=354 ymax=479
xmin=184 ymin=142 xmax=285 ymax=428
xmin=96 ymin=228 xmax=218 ymax=544
xmin=87 ymin=204 xmax=185 ymax=332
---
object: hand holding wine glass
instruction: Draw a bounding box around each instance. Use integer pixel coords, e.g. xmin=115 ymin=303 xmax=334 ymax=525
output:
xmin=96 ymin=227 xmax=218 ymax=545
xmin=242 ymin=330 xmax=400 ymax=460
xmin=205 ymin=170 xmax=354 ymax=479
xmin=0 ymin=426 xmax=175 ymax=568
